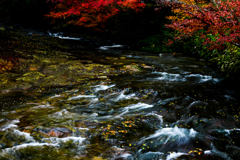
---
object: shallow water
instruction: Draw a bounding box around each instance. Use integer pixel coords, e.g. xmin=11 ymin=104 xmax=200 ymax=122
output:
xmin=0 ymin=35 xmax=240 ymax=160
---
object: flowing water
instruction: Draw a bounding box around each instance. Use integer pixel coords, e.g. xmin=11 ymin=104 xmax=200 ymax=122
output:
xmin=0 ymin=33 xmax=240 ymax=160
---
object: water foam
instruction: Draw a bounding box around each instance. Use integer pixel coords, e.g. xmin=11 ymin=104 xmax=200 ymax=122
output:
xmin=114 ymin=153 xmax=133 ymax=160
xmin=94 ymin=84 xmax=115 ymax=92
xmin=128 ymin=103 xmax=153 ymax=110
xmin=31 ymin=104 xmax=54 ymax=109
xmin=2 ymin=142 xmax=53 ymax=154
xmin=204 ymin=150 xmax=211 ymax=155
xmin=114 ymin=91 xmax=138 ymax=102
xmin=152 ymin=71 xmax=221 ymax=83
xmin=68 ymin=95 xmax=96 ymax=100
xmin=185 ymin=74 xmax=220 ymax=83
xmin=90 ymin=98 xmax=99 ymax=103
xmin=116 ymin=103 xmax=154 ymax=118
xmin=166 ymin=152 xmax=187 ymax=160
xmin=10 ymin=129 xmax=35 ymax=142
xmin=43 ymin=136 xmax=86 ymax=147
xmin=139 ymin=127 xmax=197 ymax=145
xmin=1 ymin=136 xmax=86 ymax=157
xmin=48 ymin=32 xmax=82 ymax=40
xmin=0 ymin=120 xmax=20 ymax=131
xmin=50 ymin=94 xmax=62 ymax=99
xmin=52 ymin=109 xmax=68 ymax=116
xmin=99 ymin=44 xmax=125 ymax=50
xmin=224 ymin=128 xmax=240 ymax=135
xmin=146 ymin=113 xmax=163 ymax=125
xmin=156 ymin=72 xmax=185 ymax=82
xmin=49 ymin=109 xmax=78 ymax=119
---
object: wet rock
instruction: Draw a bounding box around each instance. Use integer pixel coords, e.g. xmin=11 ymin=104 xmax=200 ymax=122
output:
xmin=0 ymin=27 xmax=5 ymax=31
xmin=183 ymin=115 xmax=200 ymax=128
xmin=19 ymin=83 xmax=32 ymax=90
xmin=125 ymin=65 xmax=140 ymax=72
xmin=1 ymin=129 xmax=35 ymax=148
xmin=142 ymin=114 xmax=162 ymax=129
xmin=192 ymin=118 xmax=211 ymax=131
xmin=0 ymin=142 xmax=6 ymax=149
xmin=39 ymin=127 xmax=72 ymax=137
xmin=226 ymin=145 xmax=240 ymax=159
xmin=138 ymin=151 xmax=163 ymax=160
xmin=164 ymin=112 xmax=177 ymax=123
xmin=210 ymin=130 xmax=229 ymax=152
xmin=75 ymin=120 xmax=102 ymax=129
xmin=156 ymin=97 xmax=180 ymax=106
xmin=98 ymin=109 xmax=114 ymax=116
xmin=199 ymin=118 xmax=210 ymax=124
xmin=181 ymin=154 xmax=225 ymax=160
xmin=229 ymin=130 xmax=240 ymax=148
xmin=180 ymin=96 xmax=195 ymax=106
xmin=137 ymin=127 xmax=199 ymax=154
xmin=186 ymin=101 xmax=208 ymax=115
xmin=97 ymin=76 xmax=108 ymax=79
xmin=6 ymin=26 xmax=14 ymax=31
xmin=16 ymin=71 xmax=45 ymax=82
xmin=103 ymin=146 xmax=131 ymax=160
xmin=222 ymin=95 xmax=236 ymax=104
xmin=88 ymin=102 xmax=107 ymax=109
xmin=24 ymin=126 xmax=34 ymax=130
xmin=142 ymin=65 xmax=152 ymax=69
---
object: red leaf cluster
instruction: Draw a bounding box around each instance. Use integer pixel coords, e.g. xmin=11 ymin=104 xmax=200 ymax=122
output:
xmin=46 ymin=0 xmax=145 ymax=29
xmin=160 ymin=0 xmax=240 ymax=50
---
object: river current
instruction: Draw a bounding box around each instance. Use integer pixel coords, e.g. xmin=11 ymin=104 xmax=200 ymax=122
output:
xmin=0 ymin=33 xmax=240 ymax=160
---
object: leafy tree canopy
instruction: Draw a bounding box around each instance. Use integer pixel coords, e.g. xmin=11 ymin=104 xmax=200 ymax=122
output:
xmin=160 ymin=0 xmax=240 ymax=51
xmin=46 ymin=0 xmax=145 ymax=29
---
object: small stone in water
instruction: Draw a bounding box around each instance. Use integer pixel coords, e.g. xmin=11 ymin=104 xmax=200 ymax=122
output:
xmin=39 ymin=127 xmax=72 ymax=137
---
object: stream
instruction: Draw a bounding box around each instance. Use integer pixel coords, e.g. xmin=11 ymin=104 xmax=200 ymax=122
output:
xmin=0 ymin=32 xmax=240 ymax=160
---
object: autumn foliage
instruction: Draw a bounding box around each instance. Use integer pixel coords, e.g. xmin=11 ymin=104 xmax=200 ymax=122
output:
xmin=158 ymin=0 xmax=240 ymax=75
xmin=46 ymin=0 xmax=145 ymax=29
xmin=160 ymin=0 xmax=240 ymax=51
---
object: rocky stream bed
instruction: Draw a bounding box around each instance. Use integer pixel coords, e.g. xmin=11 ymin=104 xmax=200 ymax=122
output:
xmin=0 ymin=27 xmax=240 ymax=160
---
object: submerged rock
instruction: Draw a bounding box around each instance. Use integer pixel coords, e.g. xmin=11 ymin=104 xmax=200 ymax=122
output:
xmin=38 ymin=127 xmax=72 ymax=138
xmin=75 ymin=120 xmax=102 ymax=129
xmin=138 ymin=151 xmax=163 ymax=160
xmin=186 ymin=101 xmax=208 ymax=115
